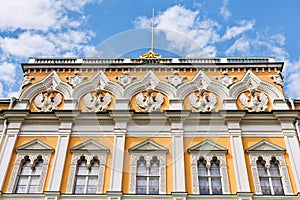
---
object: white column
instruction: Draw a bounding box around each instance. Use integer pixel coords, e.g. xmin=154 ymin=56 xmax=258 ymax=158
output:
xmin=109 ymin=111 xmax=132 ymax=192
xmin=0 ymin=111 xmax=27 ymax=192
xmin=275 ymin=112 xmax=300 ymax=193
xmin=166 ymin=111 xmax=189 ymax=193
xmin=47 ymin=112 xmax=77 ymax=192
xmin=222 ymin=112 xmax=251 ymax=192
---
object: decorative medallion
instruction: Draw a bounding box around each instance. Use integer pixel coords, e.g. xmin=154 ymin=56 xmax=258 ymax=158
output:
xmin=34 ymin=86 xmax=62 ymax=112
xmin=66 ymin=72 xmax=87 ymax=87
xmin=166 ymin=70 xmax=186 ymax=87
xmin=240 ymin=86 xmax=269 ymax=112
xmin=271 ymin=71 xmax=284 ymax=86
xmin=83 ymin=87 xmax=111 ymax=112
xmin=116 ymin=71 xmax=136 ymax=87
xmin=21 ymin=72 xmax=35 ymax=88
xmin=136 ymin=85 xmax=164 ymax=112
xmin=215 ymin=72 xmax=236 ymax=87
xmin=189 ymin=85 xmax=217 ymax=112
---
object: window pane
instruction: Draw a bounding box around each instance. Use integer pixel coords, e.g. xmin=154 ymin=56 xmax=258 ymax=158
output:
xmin=260 ymin=177 xmax=271 ymax=195
xmin=77 ymin=160 xmax=88 ymax=175
xmin=88 ymin=176 xmax=98 ymax=186
xmin=30 ymin=176 xmax=40 ymax=186
xmin=199 ymin=177 xmax=209 ymax=194
xmin=149 ymin=177 xmax=159 ymax=194
xmin=272 ymin=178 xmax=284 ymax=195
xmin=75 ymin=176 xmax=86 ymax=186
xmin=15 ymin=186 xmax=27 ymax=193
xmin=87 ymin=186 xmax=97 ymax=194
xmin=74 ymin=186 xmax=85 ymax=194
xmin=198 ymin=160 xmax=207 ymax=176
xmin=136 ymin=177 xmax=147 ymax=194
xmin=150 ymin=160 xmax=159 ymax=176
xmin=90 ymin=161 xmax=100 ymax=175
xmin=28 ymin=186 xmax=38 ymax=193
xmin=211 ymin=177 xmax=222 ymax=194
xmin=210 ymin=160 xmax=220 ymax=176
xmin=20 ymin=161 xmax=31 ymax=175
xmin=257 ymin=160 xmax=268 ymax=176
xmin=17 ymin=176 xmax=29 ymax=186
xmin=137 ymin=160 xmax=147 ymax=176
xmin=269 ymin=160 xmax=280 ymax=176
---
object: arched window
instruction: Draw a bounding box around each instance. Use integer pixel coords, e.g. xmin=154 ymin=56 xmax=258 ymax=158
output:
xmin=74 ymin=156 xmax=100 ymax=194
xmin=257 ymin=157 xmax=284 ymax=195
xmin=15 ymin=156 xmax=43 ymax=193
xmin=198 ymin=157 xmax=222 ymax=195
xmin=136 ymin=156 xmax=160 ymax=194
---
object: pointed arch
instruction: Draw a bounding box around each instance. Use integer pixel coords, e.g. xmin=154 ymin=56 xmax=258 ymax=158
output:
xmin=72 ymin=71 xmax=123 ymax=99
xmin=20 ymin=71 xmax=73 ymax=101
xmin=229 ymin=70 xmax=285 ymax=100
xmin=177 ymin=70 xmax=229 ymax=100
xmin=124 ymin=71 xmax=176 ymax=99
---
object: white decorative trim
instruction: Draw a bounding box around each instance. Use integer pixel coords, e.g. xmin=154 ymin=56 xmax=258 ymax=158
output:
xmin=7 ymin=139 xmax=53 ymax=193
xmin=129 ymin=140 xmax=168 ymax=194
xmin=66 ymin=140 xmax=109 ymax=194
xmin=271 ymin=72 xmax=284 ymax=86
xmin=215 ymin=72 xmax=236 ymax=88
xmin=166 ymin=70 xmax=186 ymax=87
xmin=66 ymin=72 xmax=87 ymax=88
xmin=21 ymin=72 xmax=35 ymax=88
xmin=188 ymin=140 xmax=230 ymax=195
xmin=247 ymin=140 xmax=293 ymax=195
xmin=116 ymin=71 xmax=136 ymax=87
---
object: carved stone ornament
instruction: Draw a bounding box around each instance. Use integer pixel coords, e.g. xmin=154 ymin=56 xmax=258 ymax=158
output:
xmin=34 ymin=86 xmax=62 ymax=112
xmin=239 ymin=86 xmax=269 ymax=112
xmin=189 ymin=85 xmax=217 ymax=112
xmin=116 ymin=71 xmax=136 ymax=87
xmin=166 ymin=70 xmax=186 ymax=87
xmin=271 ymin=71 xmax=284 ymax=85
xmin=215 ymin=72 xmax=236 ymax=87
xmin=21 ymin=72 xmax=35 ymax=88
xmin=136 ymin=85 xmax=164 ymax=112
xmin=67 ymin=72 xmax=87 ymax=87
xmin=83 ymin=86 xmax=111 ymax=112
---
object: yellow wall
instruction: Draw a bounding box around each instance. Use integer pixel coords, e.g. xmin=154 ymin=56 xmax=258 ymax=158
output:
xmin=60 ymin=136 xmax=114 ymax=193
xmin=242 ymin=137 xmax=298 ymax=194
xmin=3 ymin=136 xmax=58 ymax=193
xmin=122 ymin=137 xmax=173 ymax=194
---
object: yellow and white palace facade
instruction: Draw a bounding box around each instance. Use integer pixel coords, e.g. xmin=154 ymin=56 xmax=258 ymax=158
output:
xmin=0 ymin=57 xmax=299 ymax=200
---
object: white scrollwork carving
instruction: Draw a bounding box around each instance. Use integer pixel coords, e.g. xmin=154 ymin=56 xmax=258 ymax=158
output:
xmin=67 ymin=72 xmax=87 ymax=87
xmin=215 ymin=72 xmax=236 ymax=87
xmin=271 ymin=71 xmax=284 ymax=86
xmin=189 ymin=85 xmax=217 ymax=112
xmin=34 ymin=86 xmax=62 ymax=112
xmin=116 ymin=71 xmax=136 ymax=87
xmin=166 ymin=70 xmax=186 ymax=87
xmin=83 ymin=87 xmax=111 ymax=112
xmin=21 ymin=72 xmax=35 ymax=88
xmin=240 ymin=86 xmax=269 ymax=112
xmin=136 ymin=85 xmax=164 ymax=112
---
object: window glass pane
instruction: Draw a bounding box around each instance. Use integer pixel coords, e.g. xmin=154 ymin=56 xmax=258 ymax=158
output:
xmin=137 ymin=159 xmax=147 ymax=176
xmin=75 ymin=176 xmax=86 ymax=186
xmin=269 ymin=160 xmax=280 ymax=176
xmin=257 ymin=160 xmax=268 ymax=176
xmin=32 ymin=160 xmax=43 ymax=175
xmin=30 ymin=176 xmax=40 ymax=186
xmin=74 ymin=186 xmax=85 ymax=194
xmin=28 ymin=186 xmax=38 ymax=193
xmin=272 ymin=178 xmax=284 ymax=195
xmin=149 ymin=177 xmax=159 ymax=194
xmin=211 ymin=177 xmax=222 ymax=194
xmin=199 ymin=177 xmax=209 ymax=194
xmin=198 ymin=160 xmax=207 ymax=176
xmin=90 ymin=160 xmax=100 ymax=175
xmin=136 ymin=177 xmax=147 ymax=194
xmin=150 ymin=159 xmax=159 ymax=176
xmin=77 ymin=160 xmax=88 ymax=175
xmin=88 ymin=176 xmax=98 ymax=186
xmin=17 ymin=176 xmax=29 ymax=186
xmin=20 ymin=161 xmax=31 ymax=175
xmin=210 ymin=160 xmax=220 ymax=176
xmin=260 ymin=177 xmax=271 ymax=195
xmin=87 ymin=186 xmax=97 ymax=194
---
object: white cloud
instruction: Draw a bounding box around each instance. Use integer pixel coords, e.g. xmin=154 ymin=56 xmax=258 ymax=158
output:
xmin=225 ymin=37 xmax=250 ymax=55
xmin=220 ymin=0 xmax=231 ymax=20
xmin=221 ymin=20 xmax=255 ymax=40
xmin=0 ymin=62 xmax=16 ymax=86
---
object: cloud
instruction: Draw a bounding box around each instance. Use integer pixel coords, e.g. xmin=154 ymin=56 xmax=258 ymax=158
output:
xmin=220 ymin=0 xmax=231 ymax=20
xmin=221 ymin=20 xmax=255 ymax=40
xmin=225 ymin=37 xmax=250 ymax=55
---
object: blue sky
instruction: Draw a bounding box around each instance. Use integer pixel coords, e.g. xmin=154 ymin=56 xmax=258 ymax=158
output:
xmin=0 ymin=0 xmax=300 ymax=98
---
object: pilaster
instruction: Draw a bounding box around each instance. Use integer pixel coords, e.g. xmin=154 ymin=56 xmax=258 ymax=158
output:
xmin=166 ymin=110 xmax=190 ymax=193
xmin=46 ymin=111 xmax=79 ymax=192
xmin=109 ymin=110 xmax=133 ymax=192
xmin=0 ymin=111 xmax=28 ymax=192
xmin=221 ymin=111 xmax=251 ymax=193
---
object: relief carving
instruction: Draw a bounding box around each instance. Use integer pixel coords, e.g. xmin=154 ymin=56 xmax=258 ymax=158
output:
xmin=83 ymin=86 xmax=111 ymax=112
xmin=240 ymin=86 xmax=268 ymax=112
xmin=271 ymin=71 xmax=284 ymax=86
xmin=67 ymin=72 xmax=87 ymax=87
xmin=116 ymin=71 xmax=136 ymax=87
xmin=166 ymin=70 xmax=186 ymax=87
xmin=189 ymin=85 xmax=217 ymax=112
xmin=21 ymin=72 xmax=35 ymax=88
xmin=215 ymin=72 xmax=236 ymax=87
xmin=136 ymin=85 xmax=164 ymax=112
xmin=34 ymin=86 xmax=62 ymax=112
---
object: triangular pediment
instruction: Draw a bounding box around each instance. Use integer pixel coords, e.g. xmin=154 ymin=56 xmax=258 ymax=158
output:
xmin=246 ymin=140 xmax=286 ymax=152
xmin=188 ymin=140 xmax=228 ymax=153
xmin=71 ymin=139 xmax=109 ymax=153
xmin=16 ymin=139 xmax=54 ymax=152
xmin=129 ymin=139 xmax=168 ymax=153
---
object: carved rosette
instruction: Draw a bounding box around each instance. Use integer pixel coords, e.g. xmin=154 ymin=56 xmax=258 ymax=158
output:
xmin=271 ymin=72 xmax=284 ymax=86
xmin=215 ymin=72 xmax=236 ymax=87
xmin=116 ymin=71 xmax=136 ymax=87
xmin=166 ymin=70 xmax=186 ymax=87
xmin=33 ymin=87 xmax=63 ymax=112
xmin=83 ymin=87 xmax=112 ymax=112
xmin=67 ymin=72 xmax=87 ymax=88
xmin=7 ymin=153 xmax=51 ymax=193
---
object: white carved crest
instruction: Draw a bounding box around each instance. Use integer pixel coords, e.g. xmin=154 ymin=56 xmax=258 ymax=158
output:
xmin=271 ymin=71 xmax=284 ymax=85
xmin=116 ymin=71 xmax=136 ymax=87
xmin=166 ymin=70 xmax=186 ymax=87
xmin=67 ymin=72 xmax=87 ymax=88
xmin=189 ymin=85 xmax=217 ymax=112
xmin=240 ymin=86 xmax=269 ymax=112
xmin=21 ymin=72 xmax=35 ymax=88
xmin=136 ymin=85 xmax=164 ymax=112
xmin=215 ymin=72 xmax=236 ymax=87
xmin=83 ymin=87 xmax=111 ymax=112
xmin=34 ymin=86 xmax=62 ymax=112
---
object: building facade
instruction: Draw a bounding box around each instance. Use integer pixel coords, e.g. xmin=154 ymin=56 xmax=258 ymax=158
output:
xmin=0 ymin=56 xmax=299 ymax=200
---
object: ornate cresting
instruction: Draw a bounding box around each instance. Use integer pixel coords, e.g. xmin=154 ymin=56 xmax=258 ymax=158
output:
xmin=215 ymin=72 xmax=236 ymax=88
xmin=33 ymin=86 xmax=62 ymax=112
xmin=66 ymin=71 xmax=87 ymax=88
xmin=21 ymin=72 xmax=35 ymax=88
xmin=239 ymin=86 xmax=269 ymax=112
xmin=271 ymin=71 xmax=284 ymax=86
xmin=166 ymin=70 xmax=186 ymax=87
xmin=116 ymin=71 xmax=136 ymax=87
xmin=83 ymin=86 xmax=112 ymax=112
xmin=189 ymin=84 xmax=217 ymax=112
xmin=136 ymin=84 xmax=164 ymax=112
